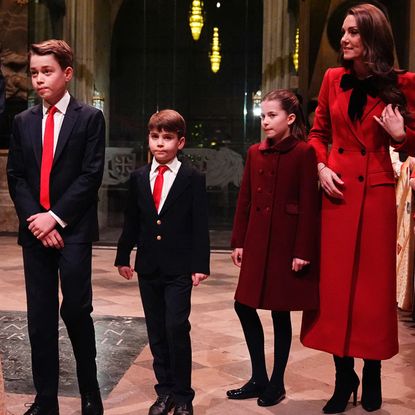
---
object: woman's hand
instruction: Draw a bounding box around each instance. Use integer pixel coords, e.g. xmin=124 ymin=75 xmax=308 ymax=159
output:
xmin=292 ymin=258 xmax=310 ymax=272
xmin=374 ymin=104 xmax=406 ymax=142
xmin=318 ymin=163 xmax=344 ymax=199
xmin=231 ymin=248 xmax=243 ymax=267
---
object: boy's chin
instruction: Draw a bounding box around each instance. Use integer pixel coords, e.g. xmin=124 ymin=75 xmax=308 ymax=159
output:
xmin=153 ymin=155 xmax=175 ymax=164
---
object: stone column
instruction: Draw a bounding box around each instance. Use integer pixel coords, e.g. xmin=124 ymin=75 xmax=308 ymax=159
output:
xmin=262 ymin=0 xmax=293 ymax=92
xmin=63 ymin=0 xmax=111 ymax=230
xmin=0 ymin=356 xmax=5 ymax=415
xmin=63 ymin=0 xmax=95 ymax=104
xmin=0 ymin=150 xmax=18 ymax=232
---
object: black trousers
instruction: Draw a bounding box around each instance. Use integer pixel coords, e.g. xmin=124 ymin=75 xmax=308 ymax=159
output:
xmin=22 ymin=242 xmax=99 ymax=405
xmin=138 ymin=272 xmax=194 ymax=404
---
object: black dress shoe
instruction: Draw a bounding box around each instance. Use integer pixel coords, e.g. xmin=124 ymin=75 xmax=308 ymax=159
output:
xmin=173 ymin=402 xmax=193 ymax=415
xmin=149 ymin=394 xmax=174 ymax=415
xmin=226 ymin=381 xmax=267 ymax=400
xmin=81 ymin=390 xmax=103 ymax=415
xmin=23 ymin=402 xmax=59 ymax=415
xmin=257 ymin=384 xmax=286 ymax=407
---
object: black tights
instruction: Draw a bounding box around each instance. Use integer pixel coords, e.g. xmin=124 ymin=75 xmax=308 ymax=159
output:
xmin=234 ymin=301 xmax=292 ymax=388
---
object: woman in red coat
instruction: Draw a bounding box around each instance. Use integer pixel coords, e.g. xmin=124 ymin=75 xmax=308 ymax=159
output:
xmin=226 ymin=90 xmax=319 ymax=406
xmin=300 ymin=3 xmax=415 ymax=413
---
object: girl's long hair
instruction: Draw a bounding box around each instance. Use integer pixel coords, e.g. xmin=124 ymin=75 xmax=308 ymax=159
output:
xmin=262 ymin=89 xmax=307 ymax=141
xmin=341 ymin=3 xmax=409 ymax=120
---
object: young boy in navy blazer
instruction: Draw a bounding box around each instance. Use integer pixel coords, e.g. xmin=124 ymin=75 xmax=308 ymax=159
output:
xmin=115 ymin=110 xmax=210 ymax=415
xmin=7 ymin=40 xmax=105 ymax=415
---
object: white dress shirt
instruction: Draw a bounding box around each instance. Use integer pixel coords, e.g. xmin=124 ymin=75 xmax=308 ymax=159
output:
xmin=149 ymin=157 xmax=181 ymax=213
xmin=42 ymin=91 xmax=71 ymax=227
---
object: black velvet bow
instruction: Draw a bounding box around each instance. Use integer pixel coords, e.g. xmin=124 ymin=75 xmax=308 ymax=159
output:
xmin=340 ymin=73 xmax=378 ymax=121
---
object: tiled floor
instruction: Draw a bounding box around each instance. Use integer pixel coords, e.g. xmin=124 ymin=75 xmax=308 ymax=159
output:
xmin=1 ymin=236 xmax=414 ymax=414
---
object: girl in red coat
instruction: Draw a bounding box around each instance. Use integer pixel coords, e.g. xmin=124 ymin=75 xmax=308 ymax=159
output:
xmin=300 ymin=3 xmax=415 ymax=413
xmin=226 ymin=90 xmax=319 ymax=406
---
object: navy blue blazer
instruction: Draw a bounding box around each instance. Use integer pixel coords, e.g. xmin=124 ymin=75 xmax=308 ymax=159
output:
xmin=115 ymin=163 xmax=210 ymax=276
xmin=7 ymin=97 xmax=106 ymax=246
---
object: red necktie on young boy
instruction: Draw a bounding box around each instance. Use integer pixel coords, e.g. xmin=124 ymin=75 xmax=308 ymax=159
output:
xmin=153 ymin=165 xmax=169 ymax=211
xmin=40 ymin=105 xmax=58 ymax=209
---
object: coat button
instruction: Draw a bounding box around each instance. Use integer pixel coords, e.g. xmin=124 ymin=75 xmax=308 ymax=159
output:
xmin=358 ymin=175 xmax=364 ymax=182
xmin=257 ymin=187 xmax=262 ymax=192
xmin=156 ymin=219 xmax=161 ymax=225
xmin=361 ymin=148 xmax=366 ymax=156
xmin=265 ymin=207 xmax=270 ymax=212
xmin=338 ymin=147 xmax=344 ymax=154
xmin=156 ymin=235 xmax=162 ymax=240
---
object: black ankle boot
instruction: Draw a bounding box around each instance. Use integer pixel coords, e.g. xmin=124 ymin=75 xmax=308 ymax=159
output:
xmin=322 ymin=356 xmax=360 ymax=414
xmin=361 ymin=359 xmax=382 ymax=412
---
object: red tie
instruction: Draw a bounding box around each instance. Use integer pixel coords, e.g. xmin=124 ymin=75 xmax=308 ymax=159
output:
xmin=153 ymin=165 xmax=169 ymax=211
xmin=40 ymin=106 xmax=58 ymax=209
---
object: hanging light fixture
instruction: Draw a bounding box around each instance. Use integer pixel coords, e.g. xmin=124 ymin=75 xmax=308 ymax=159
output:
xmin=189 ymin=0 xmax=204 ymax=41
xmin=293 ymin=27 xmax=300 ymax=73
xmin=209 ymin=27 xmax=221 ymax=73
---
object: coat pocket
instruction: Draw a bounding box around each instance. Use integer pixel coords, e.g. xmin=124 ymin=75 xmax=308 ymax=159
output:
xmin=368 ymin=171 xmax=395 ymax=187
xmin=286 ymin=203 xmax=299 ymax=214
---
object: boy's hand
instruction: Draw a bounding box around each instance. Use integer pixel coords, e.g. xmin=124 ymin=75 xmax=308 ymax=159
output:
xmin=39 ymin=229 xmax=64 ymax=249
xmin=27 ymin=212 xmax=57 ymax=239
xmin=118 ymin=265 xmax=134 ymax=280
xmin=192 ymin=273 xmax=208 ymax=286
xmin=231 ymin=248 xmax=243 ymax=267
xmin=292 ymin=257 xmax=310 ymax=272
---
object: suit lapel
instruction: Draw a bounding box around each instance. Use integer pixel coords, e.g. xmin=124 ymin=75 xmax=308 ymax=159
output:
xmin=336 ymin=79 xmax=368 ymax=148
xmin=53 ymin=97 xmax=81 ymax=166
xmin=160 ymin=164 xmax=191 ymax=216
xmin=361 ymin=94 xmax=383 ymax=122
xmin=137 ymin=164 xmax=157 ymax=214
xmin=30 ymin=105 xmax=43 ymax=168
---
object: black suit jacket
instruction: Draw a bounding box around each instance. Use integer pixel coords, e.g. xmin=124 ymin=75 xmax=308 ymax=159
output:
xmin=115 ymin=163 xmax=210 ymax=275
xmin=7 ymin=97 xmax=105 ymax=246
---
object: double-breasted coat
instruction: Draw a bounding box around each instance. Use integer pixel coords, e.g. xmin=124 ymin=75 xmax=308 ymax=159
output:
xmin=231 ymin=135 xmax=320 ymax=311
xmin=300 ymin=67 xmax=415 ymax=360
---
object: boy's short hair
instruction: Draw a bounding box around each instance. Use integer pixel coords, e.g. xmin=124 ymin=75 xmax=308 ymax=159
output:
xmin=29 ymin=39 xmax=73 ymax=70
xmin=148 ymin=109 xmax=186 ymax=138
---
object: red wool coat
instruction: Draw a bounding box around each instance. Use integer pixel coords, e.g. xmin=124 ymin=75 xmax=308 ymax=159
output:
xmin=231 ymin=135 xmax=320 ymax=311
xmin=301 ymin=67 xmax=415 ymax=360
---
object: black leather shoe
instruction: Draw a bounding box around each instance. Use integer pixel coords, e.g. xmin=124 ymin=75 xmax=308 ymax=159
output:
xmin=257 ymin=384 xmax=286 ymax=407
xmin=149 ymin=394 xmax=174 ymax=415
xmin=81 ymin=390 xmax=103 ymax=415
xmin=23 ymin=402 xmax=59 ymax=415
xmin=226 ymin=381 xmax=267 ymax=400
xmin=173 ymin=402 xmax=193 ymax=415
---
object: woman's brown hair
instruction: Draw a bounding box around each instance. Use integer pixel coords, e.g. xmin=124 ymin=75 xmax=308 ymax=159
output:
xmin=341 ymin=3 xmax=409 ymax=120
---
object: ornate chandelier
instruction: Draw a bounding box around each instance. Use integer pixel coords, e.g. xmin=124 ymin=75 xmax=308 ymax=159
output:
xmin=189 ymin=0 xmax=204 ymax=41
xmin=209 ymin=27 xmax=221 ymax=73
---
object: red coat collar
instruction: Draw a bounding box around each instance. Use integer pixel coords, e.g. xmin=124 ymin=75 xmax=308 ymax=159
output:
xmin=258 ymin=135 xmax=300 ymax=153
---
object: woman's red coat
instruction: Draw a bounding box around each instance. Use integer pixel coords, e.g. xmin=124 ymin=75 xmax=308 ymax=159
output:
xmin=301 ymin=67 xmax=415 ymax=360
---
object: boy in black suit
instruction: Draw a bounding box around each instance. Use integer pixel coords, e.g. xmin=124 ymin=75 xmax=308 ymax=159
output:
xmin=7 ymin=40 xmax=105 ymax=415
xmin=115 ymin=110 xmax=210 ymax=415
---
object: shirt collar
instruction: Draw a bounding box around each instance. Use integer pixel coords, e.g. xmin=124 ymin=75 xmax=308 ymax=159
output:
xmin=42 ymin=91 xmax=71 ymax=116
xmin=151 ymin=156 xmax=181 ymax=174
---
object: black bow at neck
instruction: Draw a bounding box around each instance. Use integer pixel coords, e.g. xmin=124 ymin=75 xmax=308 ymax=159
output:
xmin=340 ymin=73 xmax=378 ymax=122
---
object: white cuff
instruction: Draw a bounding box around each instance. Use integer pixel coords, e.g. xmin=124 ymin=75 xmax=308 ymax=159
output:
xmin=49 ymin=210 xmax=67 ymax=228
